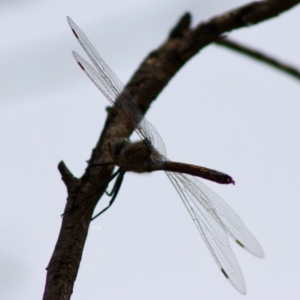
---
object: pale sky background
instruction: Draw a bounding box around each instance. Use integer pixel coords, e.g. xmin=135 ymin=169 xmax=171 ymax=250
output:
xmin=1 ymin=0 xmax=300 ymax=299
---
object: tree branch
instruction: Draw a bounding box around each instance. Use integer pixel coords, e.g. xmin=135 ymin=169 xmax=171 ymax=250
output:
xmin=43 ymin=1 xmax=300 ymax=299
xmin=215 ymin=38 xmax=300 ymax=81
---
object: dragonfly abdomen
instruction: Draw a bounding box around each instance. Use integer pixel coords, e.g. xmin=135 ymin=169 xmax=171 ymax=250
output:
xmin=152 ymin=161 xmax=235 ymax=185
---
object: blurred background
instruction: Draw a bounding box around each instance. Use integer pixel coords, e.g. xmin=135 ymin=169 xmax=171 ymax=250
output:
xmin=1 ymin=0 xmax=300 ymax=299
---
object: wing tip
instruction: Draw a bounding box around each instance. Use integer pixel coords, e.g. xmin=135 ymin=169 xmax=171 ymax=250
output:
xmin=256 ymin=248 xmax=265 ymax=259
xmin=67 ymin=16 xmax=79 ymax=39
xmin=66 ymin=16 xmax=74 ymax=28
xmin=221 ymin=268 xmax=246 ymax=295
xmin=235 ymin=239 xmax=265 ymax=258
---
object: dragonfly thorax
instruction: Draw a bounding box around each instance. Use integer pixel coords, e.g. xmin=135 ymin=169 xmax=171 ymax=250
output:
xmin=108 ymin=138 xmax=162 ymax=173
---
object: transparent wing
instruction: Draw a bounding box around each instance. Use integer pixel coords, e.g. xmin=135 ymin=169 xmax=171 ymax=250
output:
xmin=67 ymin=16 xmax=167 ymax=159
xmin=166 ymin=171 xmax=246 ymax=294
xmin=196 ymin=180 xmax=264 ymax=258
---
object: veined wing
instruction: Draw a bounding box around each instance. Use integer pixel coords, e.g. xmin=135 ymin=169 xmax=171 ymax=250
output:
xmin=195 ymin=180 xmax=264 ymax=258
xmin=67 ymin=16 xmax=167 ymax=159
xmin=166 ymin=171 xmax=247 ymax=294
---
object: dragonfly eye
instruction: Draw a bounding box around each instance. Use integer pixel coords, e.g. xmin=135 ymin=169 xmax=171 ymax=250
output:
xmin=108 ymin=138 xmax=129 ymax=157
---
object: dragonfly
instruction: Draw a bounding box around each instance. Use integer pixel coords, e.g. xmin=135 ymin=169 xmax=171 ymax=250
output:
xmin=67 ymin=16 xmax=264 ymax=294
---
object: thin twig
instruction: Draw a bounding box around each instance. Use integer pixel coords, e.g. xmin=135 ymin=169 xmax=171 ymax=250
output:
xmin=216 ymin=38 xmax=300 ymax=81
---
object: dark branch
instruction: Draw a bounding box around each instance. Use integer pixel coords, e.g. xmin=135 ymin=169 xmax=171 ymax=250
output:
xmin=215 ymin=38 xmax=300 ymax=81
xmin=43 ymin=1 xmax=300 ymax=299
xmin=169 ymin=12 xmax=191 ymax=38
xmin=57 ymin=161 xmax=80 ymax=192
xmin=179 ymin=0 xmax=300 ymax=60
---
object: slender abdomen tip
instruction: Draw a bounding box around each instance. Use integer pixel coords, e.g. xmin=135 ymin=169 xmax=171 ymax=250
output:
xmin=224 ymin=175 xmax=235 ymax=185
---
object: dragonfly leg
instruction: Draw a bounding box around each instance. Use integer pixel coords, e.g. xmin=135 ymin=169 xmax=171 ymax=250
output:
xmin=61 ymin=166 xmax=120 ymax=217
xmin=91 ymin=169 xmax=125 ymax=220
xmin=105 ymin=173 xmax=121 ymax=196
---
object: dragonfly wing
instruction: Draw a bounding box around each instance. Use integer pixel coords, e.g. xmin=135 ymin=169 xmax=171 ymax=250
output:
xmin=166 ymin=171 xmax=246 ymax=294
xmin=67 ymin=17 xmax=167 ymax=159
xmin=192 ymin=178 xmax=264 ymax=258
